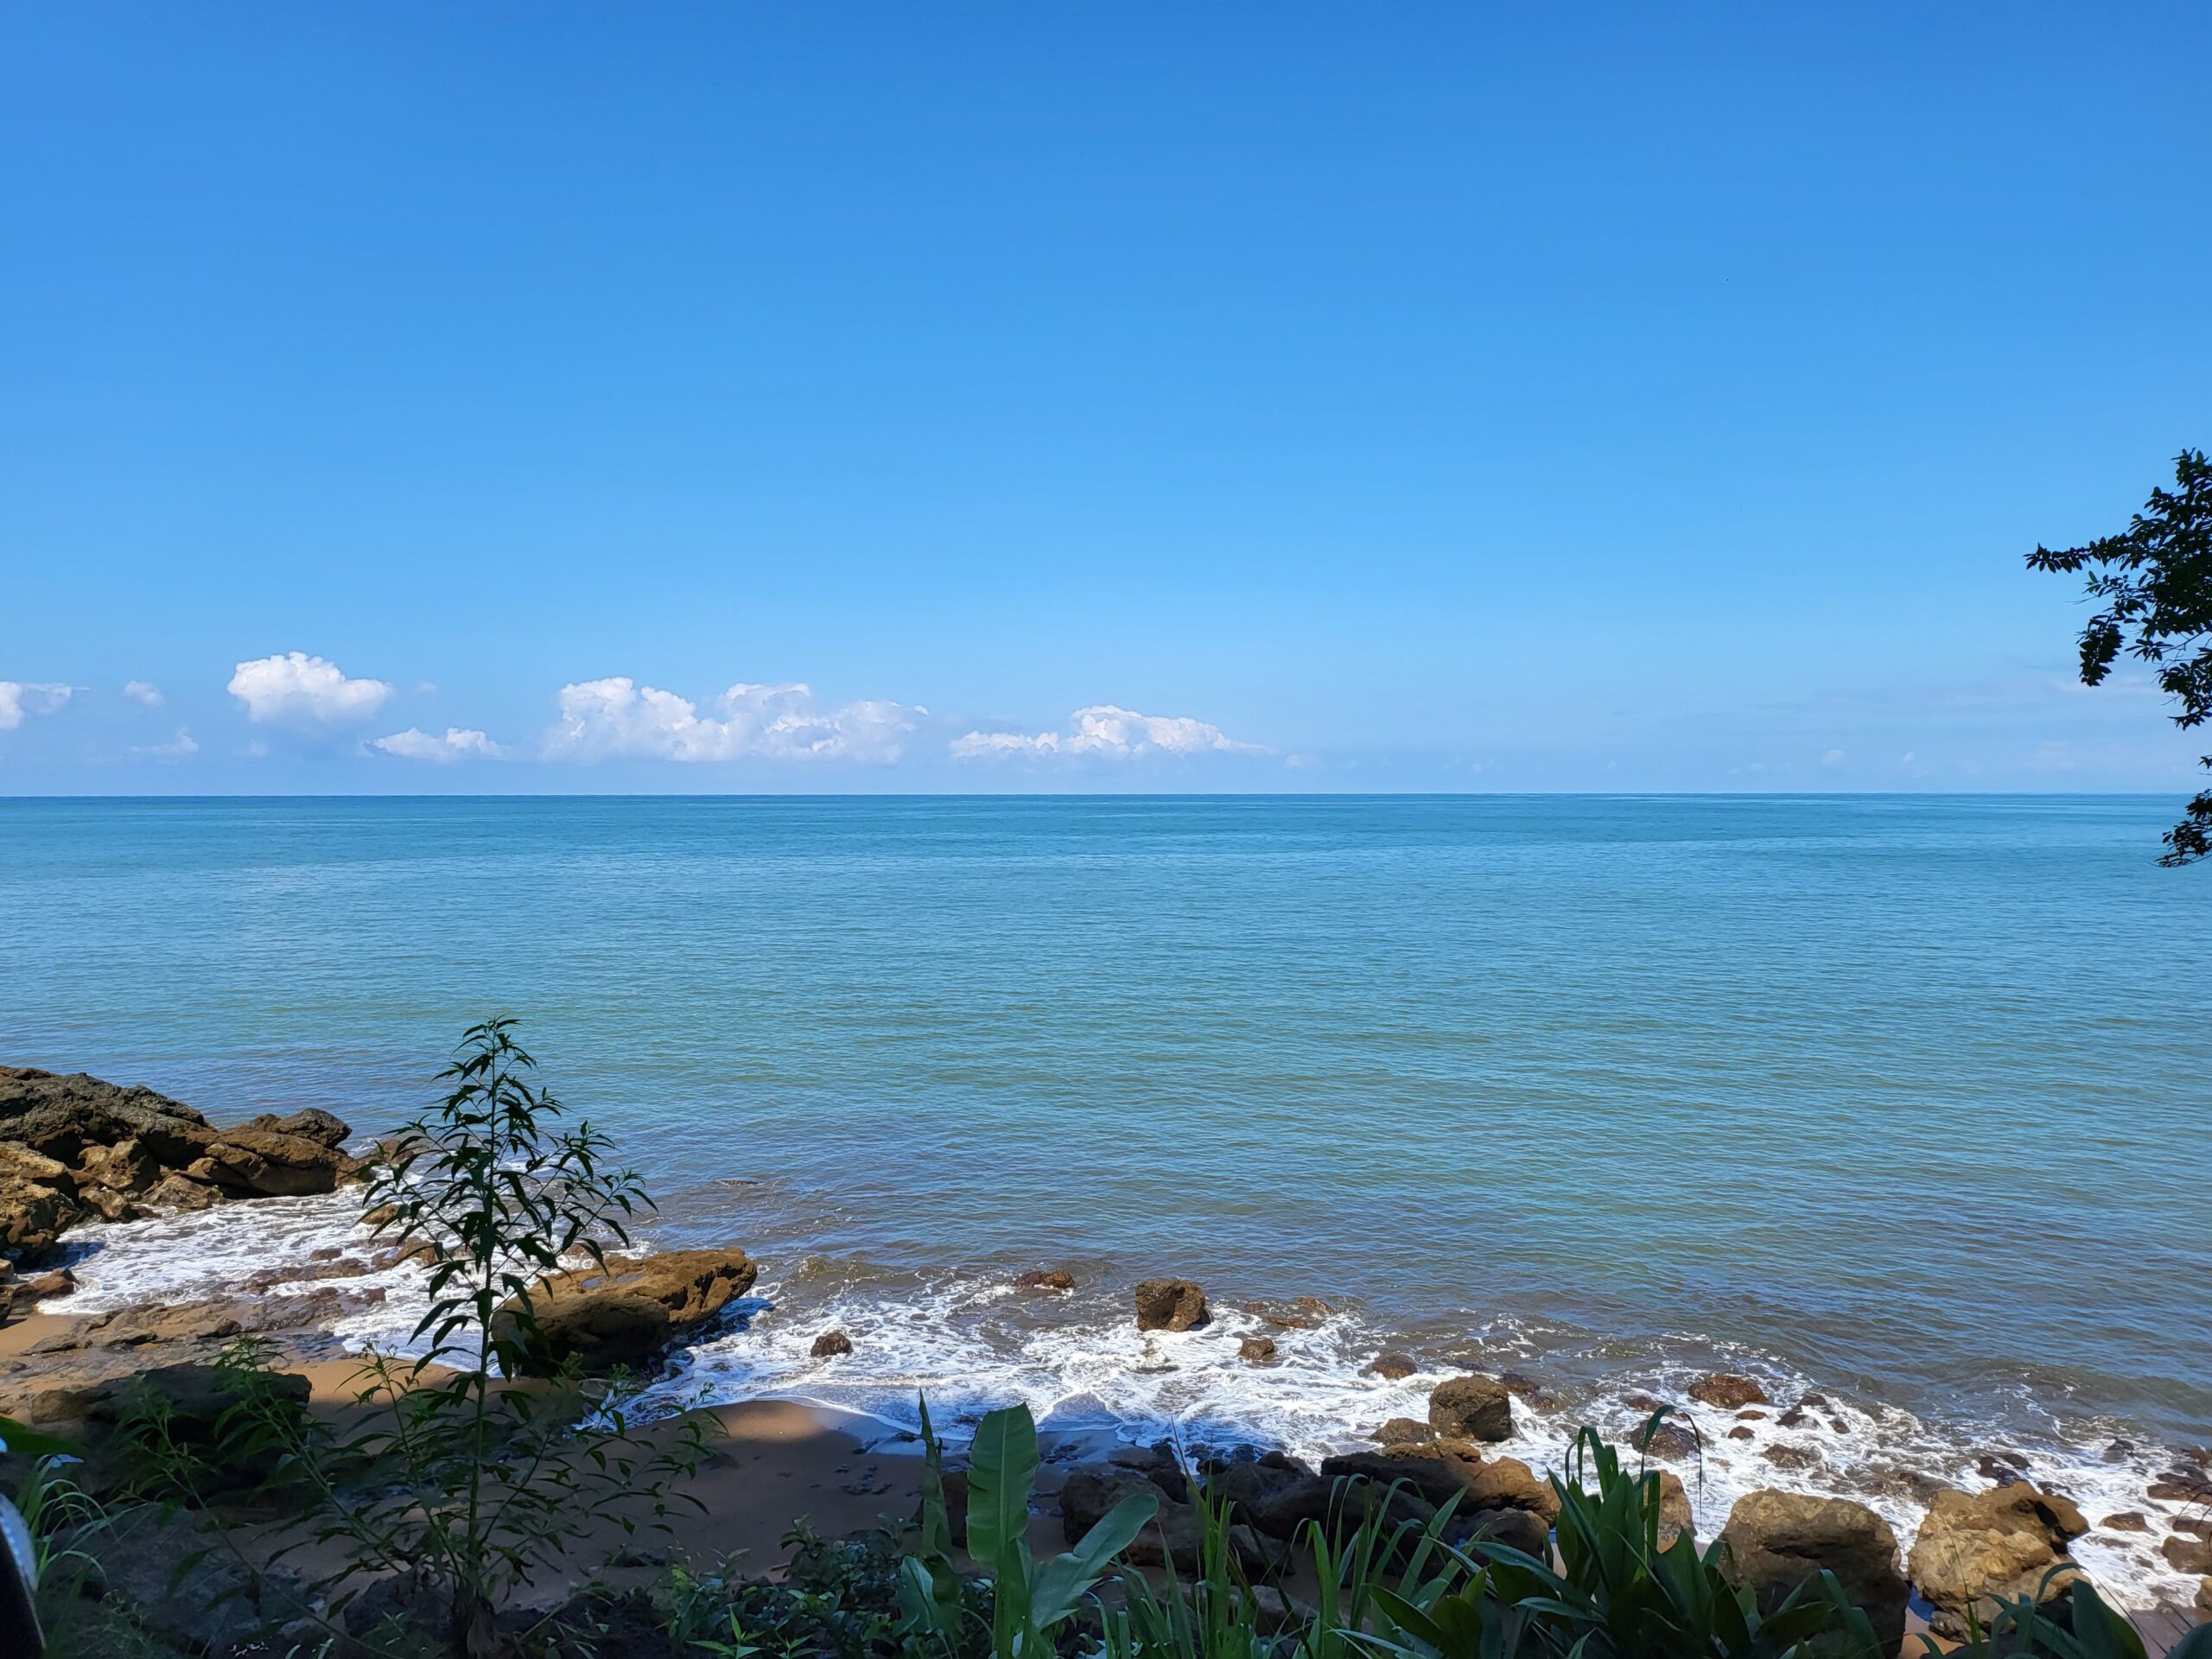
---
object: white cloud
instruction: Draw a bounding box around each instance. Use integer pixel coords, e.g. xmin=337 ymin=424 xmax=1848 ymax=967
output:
xmin=228 ymin=652 xmax=392 ymax=728
xmin=1821 ymin=747 xmax=1846 ymax=766
xmin=952 ymin=703 xmax=1264 ymax=761
xmin=371 ymin=728 xmax=505 ymax=764
xmin=546 ymin=678 xmax=919 ymax=765
xmin=123 ymin=679 xmax=165 ymax=708
xmin=133 ymin=728 xmax=199 ymax=759
xmin=0 ymin=682 xmax=72 ymax=731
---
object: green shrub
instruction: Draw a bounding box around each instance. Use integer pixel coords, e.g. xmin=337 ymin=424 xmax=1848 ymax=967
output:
xmin=127 ymin=1019 xmax=709 ymax=1659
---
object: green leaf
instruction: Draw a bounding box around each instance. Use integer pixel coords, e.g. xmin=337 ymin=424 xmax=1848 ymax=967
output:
xmin=1029 ymin=1488 xmax=1159 ymax=1630
xmin=963 ymin=1402 xmax=1039 ymax=1571
xmin=2057 ymin=1582 xmax=2144 ymax=1659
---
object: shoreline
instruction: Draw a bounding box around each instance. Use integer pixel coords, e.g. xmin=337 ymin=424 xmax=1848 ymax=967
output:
xmin=3 ymin=1063 xmax=2208 ymax=1625
xmin=12 ymin=1192 xmax=2211 ymax=1621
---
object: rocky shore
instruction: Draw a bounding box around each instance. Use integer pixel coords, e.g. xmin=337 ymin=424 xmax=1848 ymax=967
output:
xmin=0 ymin=1065 xmax=359 ymax=1263
xmin=3 ymin=1062 xmax=2209 ymax=1652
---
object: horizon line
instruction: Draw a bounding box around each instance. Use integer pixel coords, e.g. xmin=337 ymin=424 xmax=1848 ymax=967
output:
xmin=0 ymin=789 xmax=2188 ymax=804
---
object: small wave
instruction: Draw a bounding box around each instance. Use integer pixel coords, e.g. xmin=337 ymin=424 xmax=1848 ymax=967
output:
xmin=47 ymin=1192 xmax=2209 ymax=1611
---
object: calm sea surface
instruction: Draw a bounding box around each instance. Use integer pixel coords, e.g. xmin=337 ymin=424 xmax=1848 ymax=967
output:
xmin=3 ymin=795 xmax=2206 ymax=1587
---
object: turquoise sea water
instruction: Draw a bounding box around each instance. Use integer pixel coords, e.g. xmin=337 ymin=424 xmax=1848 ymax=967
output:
xmin=3 ymin=795 xmax=2207 ymax=1592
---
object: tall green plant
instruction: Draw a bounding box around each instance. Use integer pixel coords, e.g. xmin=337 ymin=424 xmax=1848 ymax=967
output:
xmin=137 ymin=1019 xmax=707 ymax=1659
xmin=900 ymin=1398 xmax=1158 ymax=1659
xmin=347 ymin=1015 xmax=706 ymax=1656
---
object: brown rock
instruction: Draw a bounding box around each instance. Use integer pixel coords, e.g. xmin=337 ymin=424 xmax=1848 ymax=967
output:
xmin=2197 ymin=1576 xmax=2212 ymax=1616
xmin=1624 ymin=1415 xmax=1700 ymax=1461
xmin=2164 ymin=1535 xmax=2212 ymax=1575
xmin=1242 ymin=1297 xmax=1330 ymax=1330
xmin=82 ymin=1359 xmax=311 ymax=1430
xmin=1427 ymin=1374 xmax=1513 ymax=1442
xmin=1060 ymin=1469 xmax=1198 ymax=1567
xmin=1364 ymin=1352 xmax=1417 ymax=1381
xmin=140 ymin=1172 xmax=221 ymax=1212
xmin=1015 ymin=1268 xmax=1075 ymax=1293
xmin=1727 ymin=1426 xmax=1755 ymax=1440
xmin=0 ymin=1174 xmax=78 ymax=1259
xmin=1206 ymin=1460 xmax=1334 ymax=1538
xmin=241 ymin=1108 xmax=351 ymax=1148
xmin=1111 ymin=1440 xmax=1190 ymax=1491
xmin=34 ymin=1301 xmax=247 ymax=1351
xmin=1374 ymin=1416 xmax=1433 ymax=1446
xmin=2101 ymin=1511 xmax=2148 ymax=1532
xmin=1452 ymin=1451 xmax=1561 ymax=1523
xmin=1350 ymin=1443 xmax=1560 ymax=1525
xmin=1656 ymin=1471 xmax=1694 ymax=1547
xmin=0 ymin=1357 xmax=130 ymax=1427
xmin=492 ymin=1248 xmax=759 ymax=1370
xmin=0 ymin=1142 xmax=76 ymax=1191
xmin=73 ymin=1137 xmax=159 ymax=1194
xmin=195 ymin=1128 xmax=348 ymax=1198
xmin=1318 ymin=1451 xmax=1459 ymax=1513
xmin=1720 ymin=1489 xmax=1909 ymax=1651
xmin=0 ymin=1293 xmax=359 ymax=1427
xmin=1308 ymin=1453 xmax=1441 ymax=1533
xmin=1239 ymin=1336 xmax=1278 ymax=1364
xmin=1688 ymin=1372 xmax=1770 ymax=1409
xmin=810 ymin=1330 xmax=854 ymax=1358
xmin=1906 ymin=1483 xmax=2088 ymax=1637
xmin=0 ymin=1066 xmax=214 ymax=1167
xmin=1347 ymin=1445 xmax=1471 ymax=1508
xmin=77 ymin=1185 xmax=143 ymax=1223
xmin=242 ymin=1257 xmax=385 ymax=1293
xmin=1133 ymin=1277 xmax=1209 ymax=1332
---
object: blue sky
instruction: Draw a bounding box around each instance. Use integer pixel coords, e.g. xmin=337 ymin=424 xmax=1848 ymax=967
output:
xmin=3 ymin=3 xmax=2207 ymax=793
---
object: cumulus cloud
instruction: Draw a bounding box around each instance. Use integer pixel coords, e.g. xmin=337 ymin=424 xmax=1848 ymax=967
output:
xmin=371 ymin=728 xmax=505 ymax=764
xmin=134 ymin=728 xmax=200 ymax=759
xmin=123 ymin=679 xmax=165 ymax=708
xmin=0 ymin=682 xmax=72 ymax=731
xmin=951 ymin=703 xmax=1264 ymax=761
xmin=546 ymin=678 xmax=919 ymax=765
xmin=228 ymin=652 xmax=392 ymax=728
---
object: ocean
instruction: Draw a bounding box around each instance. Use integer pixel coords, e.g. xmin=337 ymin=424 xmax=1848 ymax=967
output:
xmin=3 ymin=794 xmax=2206 ymax=1602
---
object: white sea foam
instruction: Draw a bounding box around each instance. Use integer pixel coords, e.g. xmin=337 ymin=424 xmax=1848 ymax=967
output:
xmin=44 ymin=1193 xmax=2209 ymax=1611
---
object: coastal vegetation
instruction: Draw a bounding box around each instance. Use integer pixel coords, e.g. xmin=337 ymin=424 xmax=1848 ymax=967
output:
xmin=2029 ymin=448 xmax=2212 ymax=865
xmin=110 ymin=1018 xmax=709 ymax=1657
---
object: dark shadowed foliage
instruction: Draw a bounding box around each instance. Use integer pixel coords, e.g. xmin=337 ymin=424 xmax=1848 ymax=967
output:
xmin=2029 ymin=449 xmax=2212 ymax=865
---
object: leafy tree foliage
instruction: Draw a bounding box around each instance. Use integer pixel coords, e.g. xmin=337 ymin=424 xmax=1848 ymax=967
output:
xmin=2028 ymin=449 xmax=2212 ymax=864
